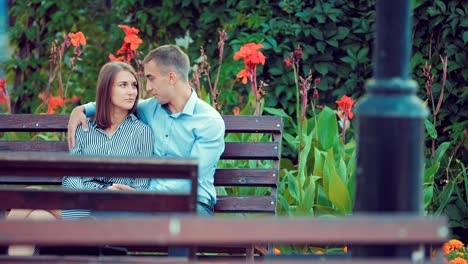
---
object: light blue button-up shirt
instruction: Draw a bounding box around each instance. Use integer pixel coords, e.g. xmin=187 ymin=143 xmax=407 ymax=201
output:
xmin=84 ymin=90 xmax=225 ymax=204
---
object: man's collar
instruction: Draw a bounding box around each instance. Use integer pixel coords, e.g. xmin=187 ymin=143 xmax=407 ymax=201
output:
xmin=164 ymin=89 xmax=196 ymax=117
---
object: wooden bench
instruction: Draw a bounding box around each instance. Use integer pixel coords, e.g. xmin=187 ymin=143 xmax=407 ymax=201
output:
xmin=0 ymin=114 xmax=283 ymax=259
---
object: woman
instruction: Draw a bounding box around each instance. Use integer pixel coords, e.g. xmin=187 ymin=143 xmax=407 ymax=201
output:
xmin=7 ymin=61 xmax=154 ymax=255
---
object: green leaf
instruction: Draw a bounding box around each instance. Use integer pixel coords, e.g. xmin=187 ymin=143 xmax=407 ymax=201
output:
xmin=340 ymin=56 xmax=356 ymax=69
xmin=315 ymin=63 xmax=328 ymax=75
xmin=287 ymin=172 xmax=301 ymax=204
xmin=298 ymin=131 xmax=314 ymax=186
xmin=337 ymin=158 xmax=347 ymax=184
xmin=424 ymin=162 xmax=440 ymax=184
xmin=316 ymin=41 xmax=326 ymax=53
xmin=325 ymin=149 xmax=352 ymax=213
xmin=424 ymin=119 xmax=437 ymax=139
xmin=434 ymin=142 xmax=451 ymax=164
xmin=317 ymin=106 xmax=339 ymax=150
xmin=263 ymin=107 xmax=294 ymax=124
xmin=335 ymin=27 xmax=350 ymax=40
xmin=313 ymin=147 xmax=325 ymax=177
xmin=435 ymin=180 xmax=455 ymax=215
xmin=423 ymin=186 xmax=433 ymax=209
xmin=297 ymin=176 xmax=320 ymax=215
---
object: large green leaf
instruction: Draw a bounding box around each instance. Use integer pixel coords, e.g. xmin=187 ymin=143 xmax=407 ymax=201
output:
xmin=263 ymin=107 xmax=294 ymax=124
xmin=325 ymin=149 xmax=352 ymax=214
xmin=298 ymin=130 xmax=314 ymax=186
xmin=286 ymin=171 xmax=301 ymax=204
xmin=424 ymin=119 xmax=438 ymax=139
xmin=435 ymin=181 xmax=455 ymax=215
xmin=423 ymin=186 xmax=433 ymax=209
xmin=424 ymin=162 xmax=440 ymax=184
xmin=317 ymin=106 xmax=339 ymax=150
xmin=313 ymin=147 xmax=325 ymax=177
xmin=434 ymin=142 xmax=451 ymax=164
xmin=297 ymin=176 xmax=320 ymax=215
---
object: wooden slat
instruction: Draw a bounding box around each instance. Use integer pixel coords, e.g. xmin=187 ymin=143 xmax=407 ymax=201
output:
xmin=0 ymin=176 xmax=61 ymax=185
xmin=0 ymin=188 xmax=194 ymax=212
xmin=223 ymin=115 xmax=283 ymax=133
xmin=0 ymin=169 xmax=278 ymax=187
xmin=0 ymin=215 xmax=447 ymax=245
xmin=215 ymin=196 xmax=276 ymax=213
xmin=222 ymin=142 xmax=280 ymax=160
xmin=0 ymin=141 xmax=67 ymax=152
xmin=0 ymin=255 xmax=188 ymax=264
xmin=214 ymin=169 xmax=278 ymax=186
xmin=0 ymin=169 xmax=279 ymax=186
xmin=0 ymin=114 xmax=284 ymax=133
xmin=0 ymin=114 xmax=68 ymax=132
xmin=0 ymin=152 xmax=198 ymax=179
xmin=0 ymin=255 xmax=441 ymax=264
xmin=0 ymin=141 xmax=282 ymax=160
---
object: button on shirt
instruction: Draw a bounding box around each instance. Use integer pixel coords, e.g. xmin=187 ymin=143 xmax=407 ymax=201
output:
xmin=84 ymin=90 xmax=225 ymax=205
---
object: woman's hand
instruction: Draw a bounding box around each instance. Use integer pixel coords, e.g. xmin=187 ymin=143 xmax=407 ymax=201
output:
xmin=106 ymin=183 xmax=136 ymax=191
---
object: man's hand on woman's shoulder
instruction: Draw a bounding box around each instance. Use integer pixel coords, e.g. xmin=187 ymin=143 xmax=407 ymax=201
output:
xmin=67 ymin=106 xmax=88 ymax=149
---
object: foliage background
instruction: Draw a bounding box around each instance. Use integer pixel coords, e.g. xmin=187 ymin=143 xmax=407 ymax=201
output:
xmin=2 ymin=0 xmax=467 ymax=239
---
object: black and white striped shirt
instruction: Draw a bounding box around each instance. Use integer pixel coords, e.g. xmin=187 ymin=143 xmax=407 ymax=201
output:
xmin=61 ymin=114 xmax=154 ymax=219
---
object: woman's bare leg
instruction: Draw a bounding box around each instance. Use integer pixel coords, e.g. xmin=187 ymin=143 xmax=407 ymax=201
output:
xmin=7 ymin=209 xmax=59 ymax=256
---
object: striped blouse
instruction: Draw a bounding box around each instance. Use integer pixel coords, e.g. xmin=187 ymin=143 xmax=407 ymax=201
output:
xmin=61 ymin=114 xmax=154 ymax=220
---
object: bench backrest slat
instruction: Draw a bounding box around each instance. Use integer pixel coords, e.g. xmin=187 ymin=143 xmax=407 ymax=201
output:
xmin=0 ymin=115 xmax=283 ymax=133
xmin=0 ymin=168 xmax=279 ymax=187
xmin=0 ymin=141 xmax=281 ymax=160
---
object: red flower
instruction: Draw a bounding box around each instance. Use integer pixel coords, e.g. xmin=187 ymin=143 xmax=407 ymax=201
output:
xmin=110 ymin=25 xmax=143 ymax=62
xmin=68 ymin=32 xmax=86 ymax=47
xmin=124 ymin=34 xmax=143 ymax=51
xmin=46 ymin=95 xmax=64 ymax=114
xmin=236 ymin=68 xmax=249 ymax=84
xmin=232 ymin=106 xmax=240 ymax=116
xmin=284 ymin=59 xmax=292 ymax=67
xmin=233 ymin=42 xmax=266 ymax=66
xmin=109 ymin=54 xmax=125 ymax=62
xmin=336 ymin=95 xmax=355 ymax=120
xmin=313 ymin=89 xmax=319 ymax=99
xmin=0 ymin=79 xmax=5 ymax=104
xmin=118 ymin=25 xmax=140 ymax=36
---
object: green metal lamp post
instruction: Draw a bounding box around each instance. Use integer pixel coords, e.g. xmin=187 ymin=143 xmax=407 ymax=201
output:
xmin=353 ymin=0 xmax=428 ymax=258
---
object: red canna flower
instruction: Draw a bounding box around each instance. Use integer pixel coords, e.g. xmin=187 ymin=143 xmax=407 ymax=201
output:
xmin=233 ymin=42 xmax=266 ymax=66
xmin=232 ymin=106 xmax=240 ymax=116
xmin=284 ymin=59 xmax=292 ymax=67
xmin=111 ymin=25 xmax=143 ymax=63
xmin=118 ymin=25 xmax=140 ymax=36
xmin=46 ymin=95 xmax=64 ymax=114
xmin=68 ymin=32 xmax=86 ymax=47
xmin=109 ymin=54 xmax=125 ymax=62
xmin=124 ymin=34 xmax=143 ymax=51
xmin=236 ymin=68 xmax=249 ymax=84
xmin=234 ymin=42 xmax=267 ymax=116
xmin=0 ymin=79 xmax=6 ymax=104
xmin=336 ymin=95 xmax=355 ymax=120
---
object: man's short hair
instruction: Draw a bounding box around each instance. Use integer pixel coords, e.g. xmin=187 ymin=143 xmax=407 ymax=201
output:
xmin=143 ymin=45 xmax=190 ymax=82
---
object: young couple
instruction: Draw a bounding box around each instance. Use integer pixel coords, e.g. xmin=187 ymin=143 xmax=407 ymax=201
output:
xmin=7 ymin=45 xmax=225 ymax=255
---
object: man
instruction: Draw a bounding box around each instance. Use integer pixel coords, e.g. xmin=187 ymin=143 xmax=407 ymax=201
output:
xmin=68 ymin=45 xmax=225 ymax=216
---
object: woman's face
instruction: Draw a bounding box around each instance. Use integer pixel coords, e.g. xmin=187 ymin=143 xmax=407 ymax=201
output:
xmin=111 ymin=70 xmax=138 ymax=112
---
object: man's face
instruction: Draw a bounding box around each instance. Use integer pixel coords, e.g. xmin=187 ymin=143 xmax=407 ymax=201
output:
xmin=144 ymin=60 xmax=173 ymax=105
